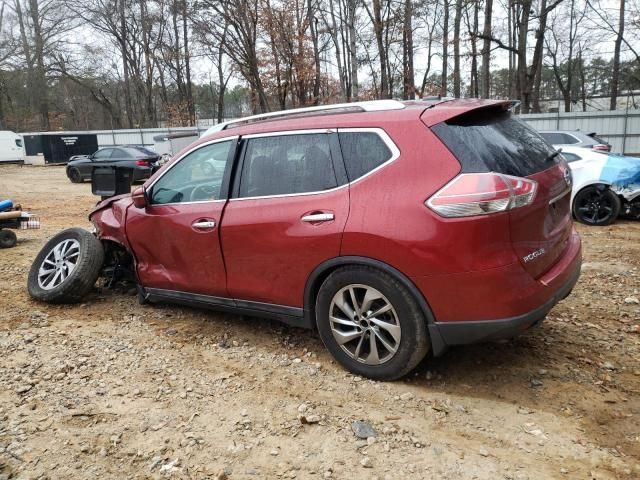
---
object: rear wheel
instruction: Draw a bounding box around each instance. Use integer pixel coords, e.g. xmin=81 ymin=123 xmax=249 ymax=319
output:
xmin=68 ymin=168 xmax=82 ymax=183
xmin=0 ymin=229 xmax=17 ymax=248
xmin=315 ymin=266 xmax=430 ymax=381
xmin=573 ymin=185 xmax=621 ymax=226
xmin=28 ymin=228 xmax=104 ymax=303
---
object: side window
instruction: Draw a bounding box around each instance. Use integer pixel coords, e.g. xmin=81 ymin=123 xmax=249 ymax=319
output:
xmin=561 ymin=134 xmax=580 ymax=144
xmin=239 ymin=133 xmax=336 ymax=198
xmin=540 ymin=132 xmax=565 ymax=145
xmin=110 ymin=148 xmax=130 ymax=159
xmin=93 ymin=149 xmax=113 ymax=160
xmin=150 ymin=140 xmax=233 ymax=205
xmin=338 ymin=132 xmax=393 ymax=181
xmin=561 ymin=152 xmax=581 ymax=163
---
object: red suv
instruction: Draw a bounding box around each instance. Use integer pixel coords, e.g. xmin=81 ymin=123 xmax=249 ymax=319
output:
xmin=28 ymin=99 xmax=582 ymax=380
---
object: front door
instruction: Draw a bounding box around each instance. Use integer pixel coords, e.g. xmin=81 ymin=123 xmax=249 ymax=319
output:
xmin=126 ymin=138 xmax=237 ymax=296
xmin=221 ymin=131 xmax=350 ymax=307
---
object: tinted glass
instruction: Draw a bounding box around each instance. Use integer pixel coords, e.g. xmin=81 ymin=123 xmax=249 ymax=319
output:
xmin=150 ymin=141 xmax=232 ymax=204
xmin=129 ymin=146 xmax=157 ymax=156
xmin=239 ymin=134 xmax=336 ymax=197
xmin=561 ymin=152 xmax=582 ymax=163
xmin=432 ymin=110 xmax=557 ymax=177
xmin=93 ymin=148 xmax=113 ymax=160
xmin=110 ymin=148 xmax=131 ymax=159
xmin=338 ymin=132 xmax=392 ymax=180
xmin=540 ymin=132 xmax=566 ymax=144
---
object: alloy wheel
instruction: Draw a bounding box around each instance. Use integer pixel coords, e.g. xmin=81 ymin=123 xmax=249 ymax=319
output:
xmin=576 ymin=188 xmax=615 ymax=224
xmin=328 ymin=284 xmax=401 ymax=365
xmin=37 ymin=239 xmax=81 ymax=290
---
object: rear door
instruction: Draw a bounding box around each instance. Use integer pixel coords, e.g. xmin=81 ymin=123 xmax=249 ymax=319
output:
xmin=431 ymin=108 xmax=573 ymax=278
xmin=220 ymin=130 xmax=349 ymax=308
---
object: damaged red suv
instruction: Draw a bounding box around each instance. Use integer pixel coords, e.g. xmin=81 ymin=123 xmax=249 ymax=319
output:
xmin=28 ymin=99 xmax=581 ymax=380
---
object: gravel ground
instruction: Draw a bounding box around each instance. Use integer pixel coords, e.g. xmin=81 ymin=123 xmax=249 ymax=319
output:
xmin=1 ymin=164 xmax=639 ymax=480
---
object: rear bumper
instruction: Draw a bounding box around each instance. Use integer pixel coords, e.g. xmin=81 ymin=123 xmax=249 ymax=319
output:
xmin=429 ymin=261 xmax=580 ymax=351
xmin=421 ymin=230 xmax=582 ymax=355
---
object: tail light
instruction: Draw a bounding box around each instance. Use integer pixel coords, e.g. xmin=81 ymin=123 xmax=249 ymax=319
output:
xmin=427 ymin=173 xmax=537 ymax=218
xmin=592 ymin=144 xmax=610 ymax=152
xmin=135 ymin=159 xmax=150 ymax=166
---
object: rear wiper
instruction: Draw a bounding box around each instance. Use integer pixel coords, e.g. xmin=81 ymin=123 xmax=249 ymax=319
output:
xmin=546 ymin=148 xmax=562 ymax=162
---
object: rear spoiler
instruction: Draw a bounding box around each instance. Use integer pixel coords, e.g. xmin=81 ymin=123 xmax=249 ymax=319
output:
xmin=420 ymin=99 xmax=519 ymax=127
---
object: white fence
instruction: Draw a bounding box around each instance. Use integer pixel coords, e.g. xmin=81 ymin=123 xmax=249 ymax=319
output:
xmin=519 ymin=109 xmax=640 ymax=155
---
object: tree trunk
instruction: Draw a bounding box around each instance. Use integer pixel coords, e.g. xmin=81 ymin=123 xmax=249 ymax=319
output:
xmin=441 ymin=0 xmax=449 ymax=97
xmin=402 ymin=0 xmax=414 ymax=99
xmin=370 ymin=0 xmax=389 ymax=99
xmin=610 ymin=0 xmax=625 ymax=110
xmin=308 ymin=0 xmax=321 ymax=105
xmin=452 ymin=0 xmax=462 ymax=97
xmin=469 ymin=1 xmax=479 ymax=97
xmin=28 ymin=0 xmax=49 ymax=129
xmin=347 ymin=0 xmax=358 ymax=100
xmin=481 ymin=0 xmax=493 ymax=98
xmin=182 ymin=0 xmax=195 ymax=125
xmin=119 ymin=0 xmax=134 ymax=128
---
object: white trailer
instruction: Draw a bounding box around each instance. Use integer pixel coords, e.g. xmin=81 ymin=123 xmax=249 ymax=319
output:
xmin=0 ymin=131 xmax=25 ymax=164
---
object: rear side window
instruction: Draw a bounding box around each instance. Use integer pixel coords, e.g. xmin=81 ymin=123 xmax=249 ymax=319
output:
xmin=338 ymin=132 xmax=393 ymax=180
xmin=239 ymin=133 xmax=337 ymax=198
xmin=540 ymin=132 xmax=579 ymax=145
xmin=561 ymin=152 xmax=582 ymax=162
xmin=432 ymin=110 xmax=556 ymax=177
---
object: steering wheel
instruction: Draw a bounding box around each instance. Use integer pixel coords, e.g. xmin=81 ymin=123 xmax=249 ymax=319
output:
xmin=190 ymin=184 xmax=218 ymax=202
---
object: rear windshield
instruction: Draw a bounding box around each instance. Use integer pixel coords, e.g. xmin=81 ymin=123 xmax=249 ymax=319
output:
xmin=432 ymin=109 xmax=557 ymax=177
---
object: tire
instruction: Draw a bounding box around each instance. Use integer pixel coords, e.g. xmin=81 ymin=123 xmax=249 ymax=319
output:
xmin=28 ymin=228 xmax=104 ymax=304
xmin=573 ymin=185 xmax=621 ymax=226
xmin=68 ymin=168 xmax=82 ymax=183
xmin=0 ymin=229 xmax=17 ymax=248
xmin=315 ymin=266 xmax=430 ymax=381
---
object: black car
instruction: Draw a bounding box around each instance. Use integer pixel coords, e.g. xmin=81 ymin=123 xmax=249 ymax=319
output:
xmin=66 ymin=146 xmax=160 ymax=183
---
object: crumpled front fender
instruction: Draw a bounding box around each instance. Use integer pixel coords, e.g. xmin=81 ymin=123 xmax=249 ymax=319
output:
xmin=89 ymin=196 xmax=133 ymax=248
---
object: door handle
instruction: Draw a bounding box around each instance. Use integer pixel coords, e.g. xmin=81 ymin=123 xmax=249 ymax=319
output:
xmin=192 ymin=220 xmax=216 ymax=229
xmin=301 ymin=213 xmax=334 ymax=223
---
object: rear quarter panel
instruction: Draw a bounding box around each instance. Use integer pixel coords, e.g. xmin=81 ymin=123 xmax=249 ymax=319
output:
xmin=340 ymin=121 xmax=517 ymax=277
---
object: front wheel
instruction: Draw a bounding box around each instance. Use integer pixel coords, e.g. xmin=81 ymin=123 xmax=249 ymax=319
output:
xmin=28 ymin=228 xmax=104 ymax=303
xmin=573 ymin=185 xmax=621 ymax=226
xmin=68 ymin=168 xmax=82 ymax=183
xmin=315 ymin=266 xmax=430 ymax=381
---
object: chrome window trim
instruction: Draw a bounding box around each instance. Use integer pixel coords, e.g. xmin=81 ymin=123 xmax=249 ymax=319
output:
xmin=146 ymin=136 xmax=238 ymax=208
xmin=230 ymin=127 xmax=400 ymax=202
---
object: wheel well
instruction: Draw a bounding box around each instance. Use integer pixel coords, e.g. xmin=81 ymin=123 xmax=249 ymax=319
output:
xmin=304 ymin=257 xmax=447 ymax=355
xmin=304 ymin=257 xmax=437 ymax=328
xmin=101 ymin=240 xmax=137 ymax=285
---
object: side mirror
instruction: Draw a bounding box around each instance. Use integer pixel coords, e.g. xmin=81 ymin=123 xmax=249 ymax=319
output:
xmin=132 ymin=187 xmax=147 ymax=208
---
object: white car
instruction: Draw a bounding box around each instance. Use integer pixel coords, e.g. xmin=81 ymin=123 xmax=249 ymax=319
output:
xmin=558 ymin=146 xmax=640 ymax=225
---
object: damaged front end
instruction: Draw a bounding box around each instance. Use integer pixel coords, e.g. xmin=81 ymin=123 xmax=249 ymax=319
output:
xmin=89 ymin=167 xmax=139 ymax=292
xmin=604 ymin=155 xmax=640 ymax=219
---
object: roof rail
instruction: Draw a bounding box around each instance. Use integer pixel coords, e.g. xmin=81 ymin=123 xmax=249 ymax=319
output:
xmin=204 ymin=100 xmax=406 ymax=135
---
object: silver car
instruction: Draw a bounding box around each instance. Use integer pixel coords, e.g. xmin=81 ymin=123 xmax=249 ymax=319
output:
xmin=538 ymin=130 xmax=611 ymax=152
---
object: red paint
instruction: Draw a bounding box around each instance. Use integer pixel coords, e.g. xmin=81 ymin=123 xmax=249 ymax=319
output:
xmin=90 ymin=99 xmax=581 ymax=325
xmin=125 ymin=201 xmax=228 ymax=297
xmin=221 ymin=190 xmax=349 ymax=306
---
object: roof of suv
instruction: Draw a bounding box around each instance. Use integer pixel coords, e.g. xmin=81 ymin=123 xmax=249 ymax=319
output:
xmin=201 ymin=98 xmax=514 ymax=143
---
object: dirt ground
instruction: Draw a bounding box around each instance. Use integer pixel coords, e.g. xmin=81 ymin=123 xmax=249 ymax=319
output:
xmin=0 ymin=164 xmax=639 ymax=480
